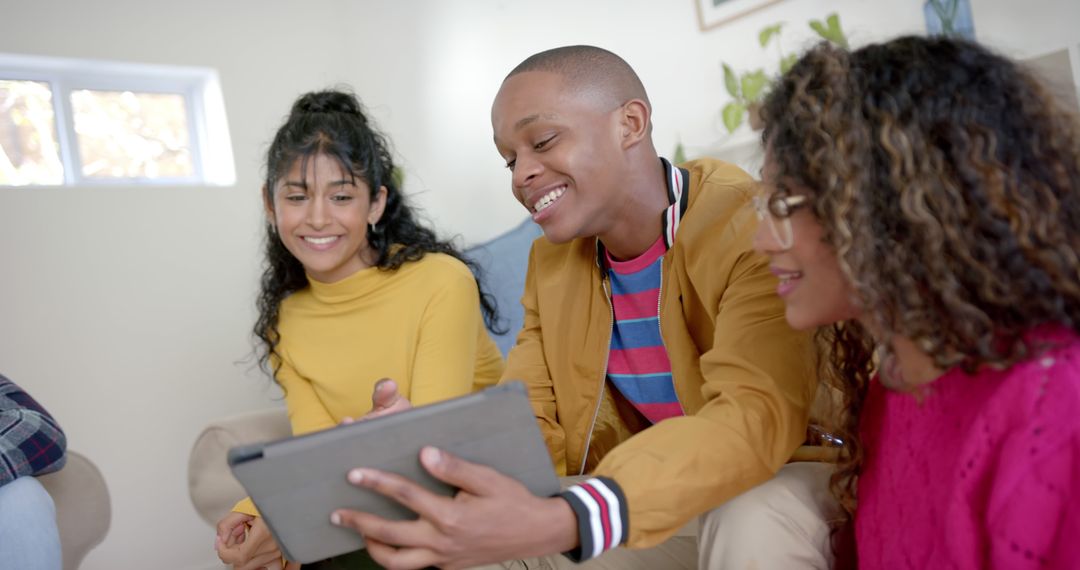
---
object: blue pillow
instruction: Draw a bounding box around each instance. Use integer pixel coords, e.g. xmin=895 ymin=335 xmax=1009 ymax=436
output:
xmin=465 ymin=218 xmax=543 ymax=356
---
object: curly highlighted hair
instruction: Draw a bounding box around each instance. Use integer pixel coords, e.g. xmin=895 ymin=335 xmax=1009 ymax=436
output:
xmin=761 ymin=35 xmax=1080 ymax=555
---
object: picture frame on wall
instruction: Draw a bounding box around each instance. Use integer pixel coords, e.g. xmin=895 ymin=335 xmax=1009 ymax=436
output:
xmin=1024 ymin=47 xmax=1080 ymax=113
xmin=696 ymin=0 xmax=786 ymax=31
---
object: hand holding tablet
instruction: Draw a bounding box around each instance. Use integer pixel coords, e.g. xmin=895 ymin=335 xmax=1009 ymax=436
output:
xmin=330 ymin=443 xmax=581 ymax=569
xmin=228 ymin=382 xmax=560 ymax=564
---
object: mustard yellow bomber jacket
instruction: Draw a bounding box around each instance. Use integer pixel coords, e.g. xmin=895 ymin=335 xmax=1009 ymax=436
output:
xmin=501 ymin=158 xmax=817 ymax=549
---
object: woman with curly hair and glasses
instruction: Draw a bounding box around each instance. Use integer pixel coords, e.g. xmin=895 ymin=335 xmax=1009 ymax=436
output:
xmin=753 ymin=36 xmax=1080 ymax=568
xmin=215 ymin=89 xmax=505 ymax=569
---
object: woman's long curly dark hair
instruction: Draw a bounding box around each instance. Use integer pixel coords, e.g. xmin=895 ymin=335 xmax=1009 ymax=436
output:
xmin=255 ymin=89 xmax=504 ymax=379
xmin=761 ymin=36 xmax=1080 ymax=562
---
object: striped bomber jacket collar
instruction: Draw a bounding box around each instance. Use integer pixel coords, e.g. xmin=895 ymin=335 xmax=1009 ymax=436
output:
xmin=594 ymin=157 xmax=691 ymax=267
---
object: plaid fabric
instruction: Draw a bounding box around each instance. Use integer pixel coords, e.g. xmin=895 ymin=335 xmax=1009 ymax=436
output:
xmin=0 ymin=374 xmax=66 ymax=485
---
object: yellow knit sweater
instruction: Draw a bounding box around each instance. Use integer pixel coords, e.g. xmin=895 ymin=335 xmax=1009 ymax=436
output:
xmin=234 ymin=252 xmax=504 ymax=515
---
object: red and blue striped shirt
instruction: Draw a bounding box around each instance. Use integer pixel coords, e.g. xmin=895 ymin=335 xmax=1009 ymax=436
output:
xmin=605 ymin=236 xmax=683 ymax=424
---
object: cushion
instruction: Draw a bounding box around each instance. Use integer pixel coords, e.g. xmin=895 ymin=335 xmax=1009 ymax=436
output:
xmin=187 ymin=407 xmax=290 ymax=526
xmin=465 ymin=218 xmax=543 ymax=356
xmin=37 ymin=450 xmax=111 ymax=570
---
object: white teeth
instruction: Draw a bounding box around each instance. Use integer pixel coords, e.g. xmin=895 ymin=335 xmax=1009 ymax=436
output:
xmin=304 ymin=236 xmax=338 ymax=245
xmin=779 ymin=272 xmax=803 ymax=284
xmin=533 ymin=186 xmax=566 ymax=212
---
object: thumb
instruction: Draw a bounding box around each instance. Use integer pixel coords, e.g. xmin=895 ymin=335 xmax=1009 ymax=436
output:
xmin=371 ymin=378 xmax=401 ymax=410
xmin=420 ymin=446 xmax=506 ymax=496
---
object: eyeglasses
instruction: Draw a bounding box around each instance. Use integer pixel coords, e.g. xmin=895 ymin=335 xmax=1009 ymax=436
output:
xmin=752 ymin=191 xmax=807 ymax=250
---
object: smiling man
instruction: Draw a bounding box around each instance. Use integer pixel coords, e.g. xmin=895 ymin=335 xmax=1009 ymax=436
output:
xmin=330 ymin=45 xmax=837 ymax=569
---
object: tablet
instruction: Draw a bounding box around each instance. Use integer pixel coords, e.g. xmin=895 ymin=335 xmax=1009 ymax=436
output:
xmin=227 ymin=381 xmax=560 ymax=564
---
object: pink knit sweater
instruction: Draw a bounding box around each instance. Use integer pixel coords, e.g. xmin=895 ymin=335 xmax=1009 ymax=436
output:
xmin=857 ymin=328 xmax=1080 ymax=569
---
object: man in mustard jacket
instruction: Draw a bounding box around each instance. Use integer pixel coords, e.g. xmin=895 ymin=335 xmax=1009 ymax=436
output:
xmin=331 ymin=46 xmax=836 ymax=569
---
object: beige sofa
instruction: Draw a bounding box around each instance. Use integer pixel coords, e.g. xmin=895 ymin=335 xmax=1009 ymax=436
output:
xmin=36 ymin=450 xmax=112 ymax=570
xmin=187 ymin=407 xmax=290 ymax=526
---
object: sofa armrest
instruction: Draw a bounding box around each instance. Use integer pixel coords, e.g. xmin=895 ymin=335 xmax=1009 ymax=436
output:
xmin=187 ymin=407 xmax=291 ymax=526
xmin=37 ymin=450 xmax=111 ymax=570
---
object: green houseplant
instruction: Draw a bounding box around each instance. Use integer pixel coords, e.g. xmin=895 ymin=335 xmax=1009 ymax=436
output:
xmin=721 ymin=13 xmax=849 ymax=133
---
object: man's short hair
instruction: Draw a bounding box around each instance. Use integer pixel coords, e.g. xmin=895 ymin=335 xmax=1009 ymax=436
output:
xmin=507 ymin=45 xmax=651 ymax=110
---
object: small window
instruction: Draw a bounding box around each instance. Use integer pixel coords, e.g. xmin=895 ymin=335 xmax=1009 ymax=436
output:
xmin=0 ymin=79 xmax=64 ymax=185
xmin=0 ymin=53 xmax=235 ymax=186
xmin=71 ymin=89 xmax=195 ymax=180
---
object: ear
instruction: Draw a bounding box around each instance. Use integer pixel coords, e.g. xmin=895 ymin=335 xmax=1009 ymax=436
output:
xmin=618 ymin=98 xmax=651 ymax=150
xmin=261 ymin=184 xmax=275 ymax=224
xmin=368 ymin=186 xmax=389 ymax=225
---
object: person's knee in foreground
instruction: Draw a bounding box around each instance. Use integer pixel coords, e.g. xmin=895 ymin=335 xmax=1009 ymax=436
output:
xmin=328 ymin=45 xmax=835 ymax=570
xmin=753 ymin=35 xmax=1080 ymax=569
xmin=214 ymin=89 xmax=505 ymax=569
xmin=0 ymin=374 xmax=67 ymax=570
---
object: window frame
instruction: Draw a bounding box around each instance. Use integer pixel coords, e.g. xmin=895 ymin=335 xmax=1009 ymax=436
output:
xmin=0 ymin=53 xmax=235 ymax=187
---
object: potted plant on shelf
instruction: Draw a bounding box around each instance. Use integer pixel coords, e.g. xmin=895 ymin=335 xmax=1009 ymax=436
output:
xmin=721 ymin=12 xmax=849 ymax=133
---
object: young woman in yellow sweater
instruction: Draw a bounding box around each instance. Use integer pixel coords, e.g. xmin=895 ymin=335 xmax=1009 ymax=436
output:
xmin=215 ymin=89 xmax=505 ymax=569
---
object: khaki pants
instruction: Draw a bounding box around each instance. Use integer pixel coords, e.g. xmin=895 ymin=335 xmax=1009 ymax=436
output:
xmin=475 ymin=462 xmax=836 ymax=570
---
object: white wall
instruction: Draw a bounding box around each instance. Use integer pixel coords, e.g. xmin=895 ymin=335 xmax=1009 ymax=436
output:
xmin=0 ymin=1 xmax=383 ymax=568
xmin=1 ymin=1 xmax=1078 ymax=568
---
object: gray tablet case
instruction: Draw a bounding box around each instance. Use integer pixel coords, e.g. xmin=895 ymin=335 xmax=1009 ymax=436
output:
xmin=227 ymin=381 xmax=560 ymax=564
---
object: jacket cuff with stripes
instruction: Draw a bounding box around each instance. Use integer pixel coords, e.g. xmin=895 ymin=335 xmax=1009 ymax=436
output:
xmin=558 ymin=476 xmax=629 ymax=562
